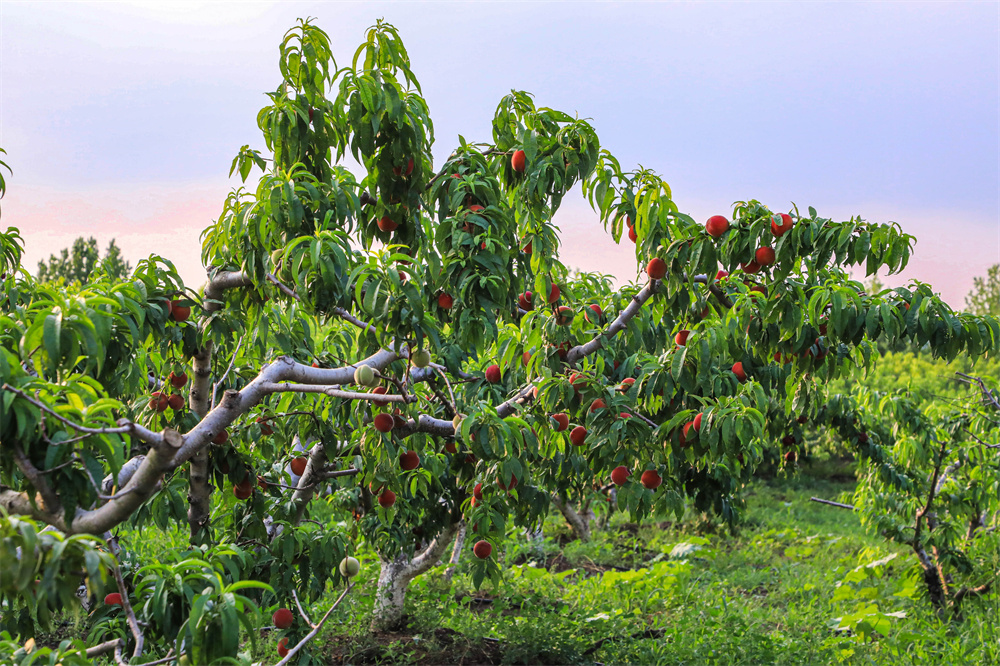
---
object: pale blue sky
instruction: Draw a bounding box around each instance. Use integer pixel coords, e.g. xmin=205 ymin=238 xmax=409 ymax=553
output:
xmin=3 ymin=1 xmax=998 ymax=306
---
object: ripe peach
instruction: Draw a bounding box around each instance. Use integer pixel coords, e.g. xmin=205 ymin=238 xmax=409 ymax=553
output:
xmin=473 ymin=540 xmax=492 ymax=559
xmin=372 ymin=386 xmax=389 ymax=407
xmin=104 ymin=593 xmax=123 ymax=606
xmin=584 ymin=304 xmax=603 ymax=323
xmin=498 ymin=473 xmax=518 ymax=491
xmin=149 ymin=392 xmax=169 ymax=412
xmin=589 ymin=398 xmax=606 ymax=413
xmin=675 ymin=330 xmax=690 ymax=346
xmin=373 ymin=413 xmax=394 ymax=433
xmin=400 ymin=450 xmax=420 ymax=471
xmin=438 ymin=292 xmax=454 ymax=309
xmin=213 ymin=429 xmax=229 ymax=445
xmin=485 ymin=364 xmax=502 ymax=383
xmin=610 ymin=466 xmax=630 ymax=486
xmin=705 ymin=215 xmax=729 ymax=238
xmin=511 ymin=150 xmax=526 ymax=173
xmin=732 ymin=362 xmax=747 ymax=383
xmin=646 ymin=257 xmax=667 ymax=280
xmin=771 ymin=213 xmax=794 ymax=237
xmin=234 ymin=477 xmax=253 ymax=500
xmin=518 ymin=291 xmax=533 ymax=311
xmin=555 ymin=306 xmax=574 ymax=325
xmin=273 ymin=608 xmax=294 ymax=629
xmin=378 ymin=490 xmax=396 ymax=508
xmin=740 ymin=260 xmax=761 ymax=274
xmin=551 ymin=413 xmax=570 ymax=432
xmin=640 ymin=470 xmax=662 ymax=490
xmin=548 ymin=284 xmax=561 ymax=303
xmin=168 ymin=371 xmax=188 ymax=388
xmin=170 ymin=300 xmax=191 ymax=322
xmin=570 ymin=425 xmax=587 ymax=447
xmin=378 ymin=216 xmax=398 ymax=232
xmin=290 ymin=457 xmax=307 ymax=476
xmin=754 ymin=247 xmax=775 ymax=267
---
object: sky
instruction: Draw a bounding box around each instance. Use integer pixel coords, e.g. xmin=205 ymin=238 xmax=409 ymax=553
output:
xmin=2 ymin=1 xmax=998 ymax=307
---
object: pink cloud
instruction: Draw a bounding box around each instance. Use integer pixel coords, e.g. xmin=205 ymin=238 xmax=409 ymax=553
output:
xmin=11 ymin=181 xmax=230 ymax=290
xmin=9 ymin=182 xmax=996 ymax=311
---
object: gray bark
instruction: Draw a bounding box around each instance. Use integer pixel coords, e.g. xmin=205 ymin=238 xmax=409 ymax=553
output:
xmin=371 ymin=521 xmax=461 ymax=631
xmin=552 ymin=494 xmax=593 ymax=542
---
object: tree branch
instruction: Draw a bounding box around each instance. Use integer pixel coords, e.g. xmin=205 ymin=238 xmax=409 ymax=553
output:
xmin=258 ymin=382 xmax=416 ymax=403
xmin=809 ymin=497 xmax=856 ymax=510
xmin=566 ymin=278 xmax=658 ymax=365
xmin=2 ymin=384 xmax=132 ymax=435
xmin=273 ymin=583 xmax=354 ymax=666
xmin=85 ymin=639 xmax=123 ymax=658
xmin=10 ymin=442 xmax=61 ymax=513
xmin=105 ymin=533 xmax=144 ymax=660
xmin=914 ymin=435 xmax=950 ymax=551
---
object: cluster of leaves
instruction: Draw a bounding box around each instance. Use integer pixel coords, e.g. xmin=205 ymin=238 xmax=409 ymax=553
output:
xmin=0 ymin=513 xmax=113 ymax=637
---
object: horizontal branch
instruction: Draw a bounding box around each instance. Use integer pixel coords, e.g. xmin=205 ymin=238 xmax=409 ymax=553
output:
xmin=810 ymin=497 xmax=856 ymax=511
xmin=2 ymin=384 xmax=132 ymax=435
xmin=258 ymin=382 xmax=416 ymax=404
xmin=85 ymin=639 xmax=123 ymax=658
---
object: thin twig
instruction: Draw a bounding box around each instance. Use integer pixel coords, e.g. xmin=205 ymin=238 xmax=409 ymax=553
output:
xmin=810 ymin=497 xmax=857 ymax=511
xmin=274 ymin=583 xmax=354 ymax=666
xmin=211 ymin=332 xmax=246 ymax=410
xmin=914 ymin=436 xmax=950 ymax=549
xmin=2 ymin=384 xmax=131 ymax=435
xmin=105 ymin=533 xmax=144 ymax=660
xmin=265 ymin=272 xmax=302 ymax=301
xmin=434 ymin=366 xmax=458 ymax=415
xmin=135 ymin=649 xmax=179 ymax=666
xmin=964 ymin=427 xmax=1000 ymax=449
xmin=291 ymin=589 xmax=314 ymax=628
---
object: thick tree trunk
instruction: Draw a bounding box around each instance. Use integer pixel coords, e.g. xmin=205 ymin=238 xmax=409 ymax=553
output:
xmin=552 ymin=494 xmax=592 ymax=542
xmin=370 ymin=520 xmax=460 ymax=632
xmin=187 ymin=342 xmax=214 ymax=542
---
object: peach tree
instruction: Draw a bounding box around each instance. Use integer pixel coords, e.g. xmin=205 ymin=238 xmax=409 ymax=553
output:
xmin=1 ymin=18 xmax=998 ymax=663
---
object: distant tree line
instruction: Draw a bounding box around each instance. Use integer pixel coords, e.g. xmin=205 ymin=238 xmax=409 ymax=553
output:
xmin=37 ymin=236 xmax=131 ymax=283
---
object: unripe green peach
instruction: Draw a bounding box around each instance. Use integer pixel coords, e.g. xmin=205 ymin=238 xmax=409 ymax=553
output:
xmin=339 ymin=556 xmax=360 ymax=577
xmin=411 ymin=349 xmax=431 ymax=368
xmin=354 ymin=365 xmax=377 ymax=387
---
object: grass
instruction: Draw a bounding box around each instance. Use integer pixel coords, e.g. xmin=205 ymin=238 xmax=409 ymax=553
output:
xmin=38 ymin=469 xmax=999 ymax=665
xmin=304 ymin=471 xmax=999 ymax=665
